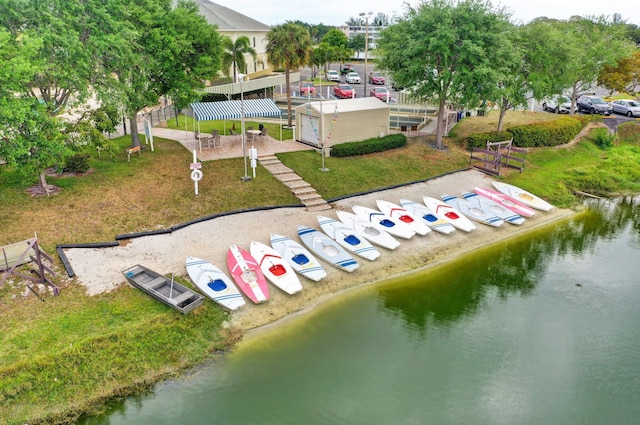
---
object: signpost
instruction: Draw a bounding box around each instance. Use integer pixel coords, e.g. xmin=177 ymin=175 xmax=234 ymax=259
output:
xmin=190 ymin=150 xmax=202 ymax=195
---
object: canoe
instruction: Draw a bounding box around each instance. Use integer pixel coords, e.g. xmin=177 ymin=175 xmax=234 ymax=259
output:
xmin=441 ymin=194 xmax=504 ymax=227
xmin=399 ymin=198 xmax=456 ymax=235
xmin=185 ymin=256 xmax=245 ymax=311
xmin=473 ymin=186 xmax=536 ymax=218
xmin=423 ymin=196 xmax=477 ymax=232
xmin=250 ymin=241 xmax=303 ymax=295
xmin=297 ymin=225 xmax=359 ymax=272
xmin=375 ymin=200 xmax=432 ymax=236
xmin=270 ymin=233 xmax=327 ymax=282
xmin=317 ymin=215 xmax=381 ymax=261
xmin=351 ymin=205 xmax=416 ymax=239
xmin=492 ymin=181 xmax=554 ymax=212
xmin=226 ymin=244 xmax=269 ymax=304
xmin=461 ymin=191 xmax=525 ymax=225
xmin=335 ymin=210 xmax=400 ymax=250
xmin=122 ymin=264 xmax=203 ymax=314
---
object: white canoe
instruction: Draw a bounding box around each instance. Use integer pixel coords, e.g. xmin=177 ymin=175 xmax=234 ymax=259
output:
xmin=423 ymin=196 xmax=477 ymax=232
xmin=297 ymin=225 xmax=359 ymax=273
xmin=399 ymin=198 xmax=456 ymax=235
xmin=270 ymin=234 xmax=327 ymax=282
xmin=250 ymin=241 xmax=303 ymax=295
xmin=474 ymin=186 xmax=536 ymax=218
xmin=461 ymin=191 xmax=525 ymax=225
xmin=375 ymin=200 xmax=432 ymax=236
xmin=351 ymin=205 xmax=416 ymax=239
xmin=185 ymin=256 xmax=246 ymax=311
xmin=492 ymin=181 xmax=554 ymax=212
xmin=441 ymin=194 xmax=504 ymax=227
xmin=317 ymin=215 xmax=380 ymax=261
xmin=335 ymin=210 xmax=400 ymax=250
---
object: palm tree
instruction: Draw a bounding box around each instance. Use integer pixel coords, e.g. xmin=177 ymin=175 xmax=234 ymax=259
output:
xmin=222 ymin=36 xmax=257 ymax=83
xmin=266 ymin=23 xmax=312 ymax=128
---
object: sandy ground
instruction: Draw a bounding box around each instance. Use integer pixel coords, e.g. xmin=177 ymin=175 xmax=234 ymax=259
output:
xmin=63 ymin=169 xmax=574 ymax=332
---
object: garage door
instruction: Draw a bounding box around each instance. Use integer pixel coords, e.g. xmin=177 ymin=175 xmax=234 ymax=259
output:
xmin=300 ymin=114 xmax=321 ymax=147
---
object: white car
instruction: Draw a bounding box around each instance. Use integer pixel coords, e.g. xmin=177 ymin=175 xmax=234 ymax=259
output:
xmin=542 ymin=95 xmax=571 ymax=114
xmin=326 ymin=70 xmax=340 ymax=82
xmin=611 ymin=99 xmax=640 ymax=117
xmin=345 ymin=72 xmax=361 ymax=84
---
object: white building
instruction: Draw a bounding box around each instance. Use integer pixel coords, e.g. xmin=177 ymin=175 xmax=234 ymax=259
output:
xmin=337 ymin=25 xmax=385 ymax=51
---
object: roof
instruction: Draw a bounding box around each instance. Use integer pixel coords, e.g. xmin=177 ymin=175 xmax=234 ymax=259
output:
xmin=192 ymin=0 xmax=270 ymax=31
xmin=295 ymin=97 xmax=390 ymax=115
xmin=190 ymin=99 xmax=282 ymax=121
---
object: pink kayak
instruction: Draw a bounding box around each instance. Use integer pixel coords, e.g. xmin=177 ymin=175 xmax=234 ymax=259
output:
xmin=226 ymin=244 xmax=269 ymax=304
xmin=474 ymin=186 xmax=536 ymax=217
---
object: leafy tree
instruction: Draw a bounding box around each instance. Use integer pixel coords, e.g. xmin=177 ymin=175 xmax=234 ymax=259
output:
xmin=313 ymin=42 xmax=337 ymax=73
xmin=377 ymin=0 xmax=512 ymax=149
xmin=0 ymin=29 xmax=68 ymax=193
xmin=345 ymin=16 xmax=364 ymax=26
xmin=598 ymin=51 xmax=640 ymax=95
xmin=322 ymin=28 xmax=349 ymax=48
xmin=222 ymin=35 xmax=257 ymax=83
xmin=266 ymin=23 xmax=312 ymax=127
xmin=348 ymin=34 xmax=366 ymax=59
xmin=536 ymin=17 xmax=635 ymax=113
xmin=372 ymin=13 xmax=390 ymax=26
xmin=107 ymin=0 xmax=223 ymax=147
xmin=484 ymin=24 xmax=529 ymax=131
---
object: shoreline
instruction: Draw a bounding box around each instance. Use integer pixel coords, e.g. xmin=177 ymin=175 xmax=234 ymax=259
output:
xmin=64 ymin=169 xmax=576 ymax=334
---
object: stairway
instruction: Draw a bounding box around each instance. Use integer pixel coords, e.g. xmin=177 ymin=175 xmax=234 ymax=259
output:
xmin=258 ymin=154 xmax=332 ymax=212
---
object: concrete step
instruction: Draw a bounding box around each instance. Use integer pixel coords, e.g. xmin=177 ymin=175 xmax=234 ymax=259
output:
xmin=285 ymin=180 xmax=312 ymax=190
xmin=305 ymin=202 xmax=332 ymax=212
xmin=292 ymin=187 xmax=317 ymax=196
xmin=298 ymin=193 xmax=323 ymax=202
xmin=277 ymin=173 xmax=302 ymax=183
xmin=259 ymin=159 xmax=281 ymax=167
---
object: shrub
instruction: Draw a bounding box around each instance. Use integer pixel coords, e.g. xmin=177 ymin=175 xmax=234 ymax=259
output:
xmin=508 ymin=116 xmax=583 ymax=147
xmin=330 ymin=134 xmax=407 ymax=157
xmin=591 ymin=128 xmax=615 ymax=149
xmin=466 ymin=131 xmax=513 ymax=151
xmin=64 ymin=153 xmax=91 ymax=173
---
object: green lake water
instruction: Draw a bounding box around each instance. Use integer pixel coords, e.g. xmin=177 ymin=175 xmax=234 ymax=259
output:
xmin=80 ymin=197 xmax=640 ymax=425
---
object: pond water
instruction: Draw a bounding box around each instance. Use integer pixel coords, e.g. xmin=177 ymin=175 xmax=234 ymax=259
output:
xmin=79 ymin=198 xmax=640 ymax=425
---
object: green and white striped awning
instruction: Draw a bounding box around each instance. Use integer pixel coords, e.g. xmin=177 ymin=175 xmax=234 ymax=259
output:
xmin=190 ymin=99 xmax=282 ymax=121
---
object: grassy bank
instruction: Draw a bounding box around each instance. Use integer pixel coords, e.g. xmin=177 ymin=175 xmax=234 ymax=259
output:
xmin=1 ymin=111 xmax=639 ymax=424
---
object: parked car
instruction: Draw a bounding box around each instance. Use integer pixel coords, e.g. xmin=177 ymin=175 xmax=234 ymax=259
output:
xmin=346 ymin=72 xmax=361 ymax=84
xmin=542 ymin=95 xmax=571 ymax=114
xmin=576 ymin=95 xmax=612 ymax=115
xmin=333 ymin=83 xmax=356 ymax=99
xmin=611 ymin=99 xmax=640 ymax=117
xmin=370 ymin=87 xmax=391 ymax=101
xmin=368 ymin=71 xmax=385 ymax=85
xmin=326 ymin=70 xmax=340 ymax=82
xmin=391 ymin=80 xmax=405 ymax=91
xmin=340 ymin=64 xmax=354 ymax=75
xmin=300 ymin=81 xmax=316 ymax=95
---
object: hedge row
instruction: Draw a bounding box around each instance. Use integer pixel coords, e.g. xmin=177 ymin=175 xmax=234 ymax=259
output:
xmin=466 ymin=116 xmax=588 ymax=150
xmin=330 ymin=133 xmax=407 ymax=157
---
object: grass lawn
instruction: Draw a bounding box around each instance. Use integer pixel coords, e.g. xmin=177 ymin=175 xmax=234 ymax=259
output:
xmin=1 ymin=110 xmax=639 ymax=424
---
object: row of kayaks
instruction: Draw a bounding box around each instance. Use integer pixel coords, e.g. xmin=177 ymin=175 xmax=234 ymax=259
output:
xmin=174 ymin=181 xmax=553 ymax=312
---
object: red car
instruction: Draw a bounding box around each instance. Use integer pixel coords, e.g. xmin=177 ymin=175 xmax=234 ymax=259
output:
xmin=370 ymin=87 xmax=391 ymax=101
xmin=333 ymin=83 xmax=356 ymax=99
xmin=300 ymin=81 xmax=316 ymax=95
xmin=368 ymin=71 xmax=386 ymax=85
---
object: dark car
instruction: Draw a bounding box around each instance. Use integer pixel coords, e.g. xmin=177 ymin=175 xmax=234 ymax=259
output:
xmin=576 ymin=95 xmax=612 ymax=116
xmin=340 ymin=64 xmax=354 ymax=75
xmin=333 ymin=83 xmax=356 ymax=99
xmin=368 ymin=72 xmax=385 ymax=85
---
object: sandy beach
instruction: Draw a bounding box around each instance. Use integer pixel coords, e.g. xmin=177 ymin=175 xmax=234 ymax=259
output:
xmin=63 ymin=169 xmax=574 ymax=331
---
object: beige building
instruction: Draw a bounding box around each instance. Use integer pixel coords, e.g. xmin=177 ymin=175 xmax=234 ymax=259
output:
xmin=295 ymin=98 xmax=390 ymax=148
xmin=194 ymin=0 xmax=272 ymax=79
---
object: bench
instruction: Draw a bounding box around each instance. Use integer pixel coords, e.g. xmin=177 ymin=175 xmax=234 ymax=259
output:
xmin=126 ymin=145 xmax=141 ymax=162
